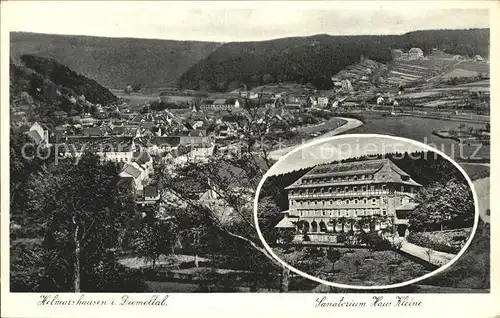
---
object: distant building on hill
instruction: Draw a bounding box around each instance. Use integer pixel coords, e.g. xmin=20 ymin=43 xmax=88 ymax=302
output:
xmin=409 ymin=48 xmax=424 ymax=60
xmin=392 ymin=48 xmax=424 ymax=61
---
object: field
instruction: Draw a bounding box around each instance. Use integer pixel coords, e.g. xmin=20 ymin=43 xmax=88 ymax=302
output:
xmin=456 ymin=61 xmax=490 ymax=73
xmin=440 ymin=68 xmax=481 ymax=79
xmin=460 ymin=163 xmax=490 ymax=180
xmin=275 ymin=247 xmax=430 ymax=286
xmin=342 ymin=114 xmax=490 ymax=162
xmin=111 ymin=89 xmax=195 ymax=108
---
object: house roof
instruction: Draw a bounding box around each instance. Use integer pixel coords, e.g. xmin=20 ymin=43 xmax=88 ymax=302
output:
xmin=213 ymin=99 xmax=227 ymax=105
xmin=83 ymin=127 xmax=103 ymax=137
xmin=141 ymin=122 xmax=155 ymax=129
xmin=120 ymin=163 xmax=142 ymax=179
xmin=201 ymin=99 xmax=215 ymax=105
xmin=188 ymin=129 xmax=207 ymax=137
xmin=409 ymin=48 xmax=423 ymax=53
xmin=144 ymin=185 xmax=159 ymax=198
xmin=275 ymin=216 xmax=296 ymax=228
xmin=150 ymin=136 xmax=181 ymax=147
xmin=396 ymin=202 xmax=419 ymax=211
xmin=179 ymin=136 xmax=212 ymax=146
xmin=26 ymin=130 xmax=43 ymax=144
xmin=286 ymin=158 xmax=422 ymax=189
xmin=133 ymin=152 xmax=152 ymax=165
xmin=199 ymin=189 xmax=218 ymax=201
xmin=64 ymin=136 xmax=135 ymax=153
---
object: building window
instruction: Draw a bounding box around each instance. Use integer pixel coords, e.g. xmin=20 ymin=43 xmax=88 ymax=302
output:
xmin=354 ymin=199 xmax=359 ymax=204
xmin=371 ymin=185 xmax=375 ymax=191
xmin=344 ymin=186 xmax=349 ymax=192
xmin=363 ymin=198 xmax=367 ymax=204
xmin=322 ymin=211 xmax=326 ymax=216
xmin=372 ymin=198 xmax=377 ymax=204
xmin=353 ymin=186 xmax=357 ymax=192
xmin=382 ymin=185 xmax=387 ymax=191
xmin=346 ymin=199 xmax=350 ymax=204
xmin=328 ymin=187 xmax=332 ymax=193
xmin=401 ymin=185 xmax=404 ymax=192
xmin=362 ymin=186 xmax=366 ymax=191
xmin=336 ymin=188 xmax=340 ymax=193
xmin=382 ymin=209 xmax=387 ymax=216
xmin=299 ymin=211 xmax=303 ymax=217
xmin=361 ymin=175 xmax=366 ymax=180
xmin=338 ymin=211 xmax=341 ymax=217
xmin=329 ymin=200 xmax=333 ymax=205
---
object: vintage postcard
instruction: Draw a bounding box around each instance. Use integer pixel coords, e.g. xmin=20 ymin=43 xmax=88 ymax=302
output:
xmin=1 ymin=1 xmax=498 ymax=317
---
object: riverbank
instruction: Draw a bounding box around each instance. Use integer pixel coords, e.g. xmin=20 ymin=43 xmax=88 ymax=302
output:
xmin=269 ymin=117 xmax=363 ymax=160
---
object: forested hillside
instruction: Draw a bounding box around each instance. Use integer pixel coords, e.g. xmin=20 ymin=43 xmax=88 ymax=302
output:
xmin=11 ymin=29 xmax=489 ymax=93
xmin=179 ymin=29 xmax=489 ymax=91
xmin=10 ymin=54 xmax=117 ymax=117
xmin=10 ymin=32 xmax=222 ymax=89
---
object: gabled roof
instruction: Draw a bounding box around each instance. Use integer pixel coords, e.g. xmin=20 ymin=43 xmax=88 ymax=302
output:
xmin=286 ymin=158 xmax=422 ymax=189
xmin=133 ymin=152 xmax=152 ymax=165
xmin=120 ymin=163 xmax=142 ymax=179
xmin=275 ymin=216 xmax=296 ymax=228
xmin=201 ymin=99 xmax=215 ymax=105
xmin=213 ymin=99 xmax=227 ymax=105
xmin=83 ymin=127 xmax=103 ymax=137
xmin=25 ymin=130 xmax=43 ymax=144
xmin=396 ymin=202 xmax=419 ymax=211
xmin=188 ymin=129 xmax=207 ymax=137
xmin=150 ymin=136 xmax=181 ymax=147
xmin=200 ymin=189 xmax=218 ymax=201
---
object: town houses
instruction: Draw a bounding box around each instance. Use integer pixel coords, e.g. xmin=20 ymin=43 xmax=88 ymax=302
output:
xmin=276 ymin=158 xmax=422 ymax=243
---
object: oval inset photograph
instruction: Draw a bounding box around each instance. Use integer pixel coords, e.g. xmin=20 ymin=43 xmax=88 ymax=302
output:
xmin=254 ymin=134 xmax=479 ymax=289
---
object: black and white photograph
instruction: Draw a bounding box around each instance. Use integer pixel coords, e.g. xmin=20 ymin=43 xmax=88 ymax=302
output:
xmin=256 ymin=135 xmax=479 ymax=288
xmin=1 ymin=2 xmax=496 ymax=316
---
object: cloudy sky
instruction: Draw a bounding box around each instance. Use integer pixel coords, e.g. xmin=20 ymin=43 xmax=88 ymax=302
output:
xmin=268 ymin=136 xmax=430 ymax=176
xmin=3 ymin=1 xmax=491 ymax=42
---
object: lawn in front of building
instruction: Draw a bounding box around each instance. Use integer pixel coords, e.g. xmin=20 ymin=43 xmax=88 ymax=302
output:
xmin=275 ymin=246 xmax=430 ymax=286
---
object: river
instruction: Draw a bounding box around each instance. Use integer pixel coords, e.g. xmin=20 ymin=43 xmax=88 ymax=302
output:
xmin=269 ymin=117 xmax=363 ymax=160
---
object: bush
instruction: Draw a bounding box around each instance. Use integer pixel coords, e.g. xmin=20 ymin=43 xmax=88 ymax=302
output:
xmin=304 ymin=246 xmax=325 ymax=258
xmin=364 ymin=232 xmax=392 ymax=251
xmin=407 ymin=232 xmax=459 ymax=254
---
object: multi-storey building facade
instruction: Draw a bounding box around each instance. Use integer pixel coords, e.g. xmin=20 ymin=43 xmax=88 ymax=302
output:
xmin=276 ymin=158 xmax=422 ymax=242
